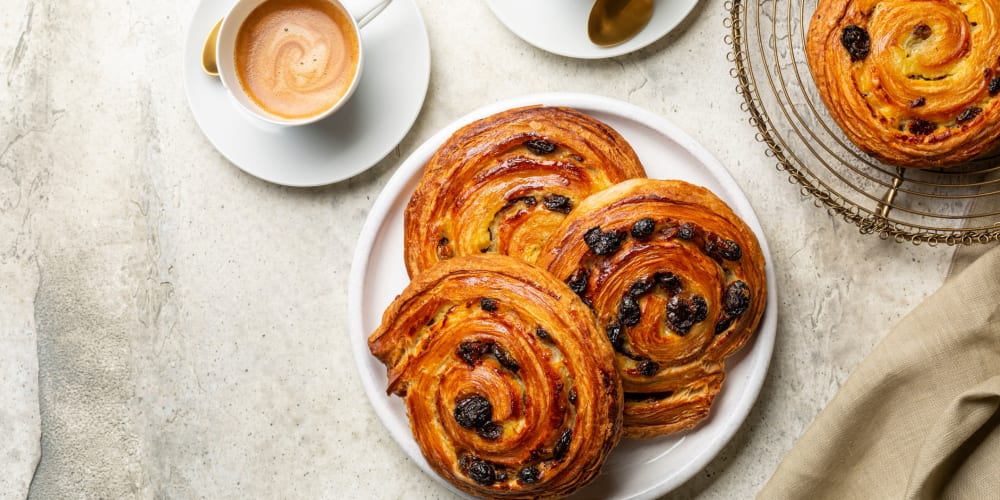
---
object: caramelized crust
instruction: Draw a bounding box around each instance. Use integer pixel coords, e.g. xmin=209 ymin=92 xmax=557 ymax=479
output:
xmin=806 ymin=0 xmax=1000 ymax=168
xmin=537 ymin=179 xmax=767 ymax=438
xmin=404 ymin=106 xmax=646 ymax=277
xmin=368 ymin=255 xmax=623 ymax=499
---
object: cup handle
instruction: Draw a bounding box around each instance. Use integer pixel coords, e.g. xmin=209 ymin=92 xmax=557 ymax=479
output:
xmin=346 ymin=0 xmax=393 ymax=28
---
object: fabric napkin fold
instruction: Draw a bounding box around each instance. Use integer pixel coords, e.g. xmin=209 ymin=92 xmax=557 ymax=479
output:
xmin=759 ymin=246 xmax=1000 ymax=500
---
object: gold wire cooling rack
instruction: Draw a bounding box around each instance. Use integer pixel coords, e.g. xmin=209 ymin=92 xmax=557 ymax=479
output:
xmin=725 ymin=0 xmax=1000 ymax=245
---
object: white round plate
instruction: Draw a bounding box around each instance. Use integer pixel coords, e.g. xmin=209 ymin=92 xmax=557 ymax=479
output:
xmin=349 ymin=93 xmax=777 ymax=499
xmin=485 ymin=0 xmax=700 ymax=59
xmin=183 ymin=0 xmax=430 ymax=187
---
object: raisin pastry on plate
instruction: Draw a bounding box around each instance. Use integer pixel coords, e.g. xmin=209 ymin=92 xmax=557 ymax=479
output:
xmin=537 ymin=179 xmax=767 ymax=438
xmin=404 ymin=106 xmax=646 ymax=277
xmin=369 ymin=255 xmax=623 ymax=499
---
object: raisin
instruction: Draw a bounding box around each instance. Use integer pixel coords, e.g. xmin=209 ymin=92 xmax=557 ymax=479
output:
xmin=567 ymin=388 xmax=578 ymax=405
xmin=480 ymin=297 xmax=498 ymax=312
xmin=502 ymin=196 xmax=535 ymax=209
xmin=990 ymin=77 xmax=1000 ymax=96
xmin=467 ymin=458 xmax=497 ymax=485
xmin=618 ymin=295 xmax=641 ymax=327
xmin=655 ymin=272 xmax=682 ymax=294
xmin=492 ymin=344 xmax=520 ymax=372
xmin=956 ymin=107 xmax=982 ymax=124
xmin=457 ymin=341 xmax=492 ymax=366
xmin=454 ymin=395 xmax=492 ymax=429
xmin=666 ymin=297 xmax=691 ymax=332
xmin=705 ymin=233 xmax=742 ymax=261
xmin=583 ymin=227 xmax=625 ymax=256
xmin=909 ymin=119 xmax=937 ymax=135
xmin=841 ymin=25 xmax=870 ymax=61
xmin=724 ymin=281 xmax=751 ymax=317
xmin=677 ymin=223 xmax=696 ymax=240
xmin=437 ymin=235 xmax=454 ymax=259
xmin=715 ymin=316 xmax=734 ymax=334
xmin=637 ymin=359 xmax=660 ymax=377
xmin=666 ymin=296 xmax=708 ymax=335
xmin=437 ymin=244 xmax=453 ymax=259
xmin=566 ymin=268 xmax=589 ymax=296
xmin=542 ymin=194 xmax=572 ymax=213
xmin=909 ymin=97 xmax=925 ymax=108
xmin=606 ymin=322 xmax=624 ymax=350
xmin=518 ymin=196 xmax=537 ymax=207
xmin=477 ymin=422 xmax=502 ymax=440
xmin=628 ymin=276 xmax=655 ymax=297
xmin=535 ymin=326 xmax=550 ymax=340
xmin=631 ymin=217 xmax=656 ymax=239
xmin=690 ymin=295 xmax=708 ymax=324
xmin=912 ymin=24 xmax=931 ymax=40
xmin=525 ymin=139 xmax=556 ymax=155
xmin=552 ymin=429 xmax=572 ymax=460
xmin=518 ymin=466 xmax=540 ymax=484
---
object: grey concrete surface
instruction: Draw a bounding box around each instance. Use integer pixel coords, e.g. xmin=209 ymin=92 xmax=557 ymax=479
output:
xmin=0 ymin=0 xmax=961 ymax=498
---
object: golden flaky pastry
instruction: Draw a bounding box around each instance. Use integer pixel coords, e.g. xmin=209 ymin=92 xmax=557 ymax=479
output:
xmin=806 ymin=0 xmax=1000 ymax=168
xmin=403 ymin=106 xmax=646 ymax=277
xmin=368 ymin=255 xmax=623 ymax=499
xmin=537 ymin=179 xmax=767 ymax=438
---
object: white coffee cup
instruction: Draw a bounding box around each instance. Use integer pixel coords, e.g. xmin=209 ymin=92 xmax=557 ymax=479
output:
xmin=216 ymin=0 xmax=392 ymax=125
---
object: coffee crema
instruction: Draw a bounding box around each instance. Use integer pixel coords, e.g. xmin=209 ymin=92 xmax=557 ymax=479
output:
xmin=235 ymin=0 xmax=359 ymax=119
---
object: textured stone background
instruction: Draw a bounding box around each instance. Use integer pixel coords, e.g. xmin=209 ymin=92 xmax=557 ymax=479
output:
xmin=0 ymin=0 xmax=966 ymax=498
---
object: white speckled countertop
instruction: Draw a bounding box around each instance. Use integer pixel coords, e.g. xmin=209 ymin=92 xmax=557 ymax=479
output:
xmin=0 ymin=0 xmax=972 ymax=498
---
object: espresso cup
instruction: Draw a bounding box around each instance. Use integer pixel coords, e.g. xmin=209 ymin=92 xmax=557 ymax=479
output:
xmin=216 ymin=0 xmax=392 ymax=126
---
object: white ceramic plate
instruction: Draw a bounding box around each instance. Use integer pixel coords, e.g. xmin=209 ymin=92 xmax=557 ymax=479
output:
xmin=349 ymin=93 xmax=777 ymax=499
xmin=183 ymin=0 xmax=430 ymax=187
xmin=485 ymin=0 xmax=700 ymax=59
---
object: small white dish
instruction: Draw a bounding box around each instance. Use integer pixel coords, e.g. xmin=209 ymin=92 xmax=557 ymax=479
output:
xmin=485 ymin=0 xmax=700 ymax=59
xmin=349 ymin=93 xmax=777 ymax=499
xmin=183 ymin=0 xmax=430 ymax=187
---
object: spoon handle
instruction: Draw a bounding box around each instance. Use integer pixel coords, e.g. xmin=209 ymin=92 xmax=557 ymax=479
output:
xmin=346 ymin=0 xmax=393 ymax=28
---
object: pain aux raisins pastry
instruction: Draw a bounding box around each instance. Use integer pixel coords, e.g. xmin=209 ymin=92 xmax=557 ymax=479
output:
xmin=536 ymin=179 xmax=766 ymax=438
xmin=404 ymin=106 xmax=646 ymax=277
xmin=806 ymin=0 xmax=1000 ymax=168
xmin=368 ymin=255 xmax=623 ymax=499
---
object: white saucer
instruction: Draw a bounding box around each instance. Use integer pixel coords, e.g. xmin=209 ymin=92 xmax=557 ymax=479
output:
xmin=183 ymin=0 xmax=430 ymax=187
xmin=349 ymin=93 xmax=777 ymax=499
xmin=485 ymin=0 xmax=699 ymax=59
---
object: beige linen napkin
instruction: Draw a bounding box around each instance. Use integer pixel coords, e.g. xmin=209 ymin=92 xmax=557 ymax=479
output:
xmin=759 ymin=246 xmax=1000 ymax=500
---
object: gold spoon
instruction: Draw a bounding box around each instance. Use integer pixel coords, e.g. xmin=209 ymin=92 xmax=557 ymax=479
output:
xmin=201 ymin=18 xmax=223 ymax=76
xmin=587 ymin=0 xmax=654 ymax=47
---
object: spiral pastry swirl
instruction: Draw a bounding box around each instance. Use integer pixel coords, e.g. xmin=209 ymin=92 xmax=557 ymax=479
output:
xmin=368 ymin=255 xmax=623 ymax=498
xmin=404 ymin=106 xmax=646 ymax=278
xmin=807 ymin=0 xmax=1000 ymax=168
xmin=536 ymin=179 xmax=767 ymax=438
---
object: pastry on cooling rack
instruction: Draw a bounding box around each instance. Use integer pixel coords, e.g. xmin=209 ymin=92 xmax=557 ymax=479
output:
xmin=806 ymin=0 xmax=1000 ymax=168
xmin=536 ymin=179 xmax=766 ymax=438
xmin=404 ymin=106 xmax=646 ymax=277
xmin=368 ymin=255 xmax=623 ymax=499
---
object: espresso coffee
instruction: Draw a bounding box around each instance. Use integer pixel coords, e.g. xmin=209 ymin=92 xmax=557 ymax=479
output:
xmin=234 ymin=0 xmax=360 ymax=119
